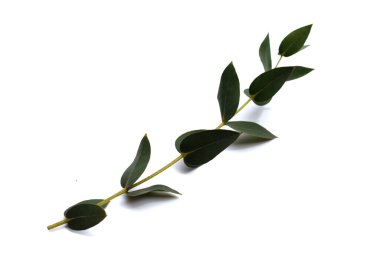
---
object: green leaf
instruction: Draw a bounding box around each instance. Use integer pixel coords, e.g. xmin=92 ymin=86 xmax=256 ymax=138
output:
xmin=127 ymin=184 xmax=181 ymax=197
xmin=279 ymin=24 xmax=312 ymax=57
xmin=259 ymin=33 xmax=272 ymax=71
xmin=120 ymin=134 xmax=151 ymax=188
xmin=249 ymin=67 xmax=293 ymax=103
xmin=287 ymin=66 xmax=314 ymax=81
xmin=64 ymin=199 xmax=109 ymax=216
xmin=175 ymin=130 xmax=204 ymax=153
xmin=178 ymin=129 xmax=240 ymax=168
xmin=217 ymin=62 xmax=240 ymax=123
xmin=244 ymin=89 xmax=271 ymax=106
xmin=253 ymin=98 xmax=272 ymax=106
xmin=227 ymin=121 xmax=277 ymax=140
xmin=244 ymin=89 xmax=251 ymax=98
xmin=65 ymin=204 xmax=106 ymax=231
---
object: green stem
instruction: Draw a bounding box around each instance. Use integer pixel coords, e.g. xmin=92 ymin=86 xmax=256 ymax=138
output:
xmin=47 ymin=59 xmax=285 ymax=230
xmin=275 ymin=55 xmax=283 ymax=68
xmin=47 ymin=218 xmax=71 ymax=230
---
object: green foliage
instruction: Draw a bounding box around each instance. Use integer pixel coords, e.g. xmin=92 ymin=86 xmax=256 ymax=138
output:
xmin=249 ymin=67 xmax=294 ymax=103
xmin=279 ymin=24 xmax=312 ymax=57
xmin=217 ymin=62 xmax=240 ymax=123
xmin=227 ymin=121 xmax=277 ymax=140
xmin=176 ymin=129 xmax=240 ymax=168
xmin=127 ymin=185 xmax=181 ymax=197
xmin=120 ymin=135 xmax=151 ymax=188
xmin=175 ymin=130 xmax=204 ymax=153
xmin=259 ymin=33 xmax=272 ymax=71
xmin=65 ymin=204 xmax=107 ymax=230
xmin=64 ymin=199 xmax=109 ymax=216
xmin=246 ymin=65 xmax=313 ymax=105
xmin=287 ymin=66 xmax=314 ymax=81
xmin=48 ymin=25 xmax=313 ymax=232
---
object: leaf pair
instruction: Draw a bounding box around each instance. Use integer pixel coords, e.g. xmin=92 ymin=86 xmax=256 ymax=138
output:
xmin=64 ymin=201 xmax=107 ymax=231
xmin=176 ymin=123 xmax=276 ymax=168
xmin=259 ymin=25 xmax=313 ymax=72
xmin=120 ymin=135 xmax=180 ymax=196
xmin=176 ymin=129 xmax=240 ymax=168
xmin=64 ymin=135 xmax=180 ymax=231
xmin=246 ymin=66 xmax=313 ymax=105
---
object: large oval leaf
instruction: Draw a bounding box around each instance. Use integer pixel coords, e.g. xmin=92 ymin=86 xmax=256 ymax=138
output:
xmin=278 ymin=24 xmax=312 ymax=57
xmin=227 ymin=121 xmax=277 ymax=140
xmin=127 ymin=184 xmax=181 ymax=197
xmin=217 ymin=62 xmax=240 ymax=123
xmin=178 ymin=129 xmax=240 ymax=168
xmin=64 ymin=199 xmax=109 ymax=216
xmin=259 ymin=33 xmax=272 ymax=71
xmin=65 ymin=203 xmax=106 ymax=231
xmin=249 ymin=67 xmax=293 ymax=101
xmin=120 ymin=135 xmax=151 ymax=188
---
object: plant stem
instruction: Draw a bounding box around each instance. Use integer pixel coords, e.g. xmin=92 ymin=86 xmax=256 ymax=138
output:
xmin=47 ymin=57 xmax=284 ymax=230
xmin=47 ymin=218 xmax=71 ymax=230
xmin=128 ymin=154 xmax=184 ymax=190
xmin=235 ymin=97 xmax=252 ymax=115
xmin=96 ymin=188 xmax=127 ymax=207
xmin=275 ymin=55 xmax=283 ymax=68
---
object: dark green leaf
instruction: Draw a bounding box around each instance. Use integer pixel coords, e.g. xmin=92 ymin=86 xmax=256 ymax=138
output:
xmin=278 ymin=24 xmax=312 ymax=57
xmin=64 ymin=199 xmax=109 ymax=216
xmin=244 ymin=89 xmax=271 ymax=106
xmin=65 ymin=204 xmax=106 ymax=231
xmin=120 ymin=134 xmax=151 ymax=188
xmin=175 ymin=130 xmax=204 ymax=153
xmin=287 ymin=66 xmax=314 ymax=81
xmin=249 ymin=67 xmax=293 ymax=102
xmin=253 ymin=98 xmax=272 ymax=106
xmin=127 ymin=184 xmax=181 ymax=197
xmin=217 ymin=62 xmax=240 ymax=123
xmin=227 ymin=121 xmax=277 ymax=140
xmin=259 ymin=33 xmax=272 ymax=71
xmin=178 ymin=129 xmax=240 ymax=168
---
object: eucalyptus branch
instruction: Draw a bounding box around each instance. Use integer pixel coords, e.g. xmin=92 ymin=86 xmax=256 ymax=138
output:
xmin=47 ymin=24 xmax=313 ymax=231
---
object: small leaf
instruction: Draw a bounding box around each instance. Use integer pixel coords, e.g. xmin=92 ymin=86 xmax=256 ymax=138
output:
xmin=227 ymin=121 xmax=277 ymax=140
xmin=64 ymin=199 xmax=109 ymax=216
xmin=175 ymin=130 xmax=204 ymax=153
xmin=244 ymin=89 xmax=251 ymax=98
xmin=259 ymin=33 xmax=272 ymax=71
xmin=178 ymin=129 xmax=240 ymax=168
xmin=127 ymin=184 xmax=181 ymax=197
xmin=249 ymin=67 xmax=293 ymax=103
xmin=278 ymin=24 xmax=312 ymax=57
xmin=120 ymin=135 xmax=151 ymax=188
xmin=65 ymin=204 xmax=106 ymax=231
xmin=287 ymin=66 xmax=314 ymax=81
xmin=217 ymin=62 xmax=240 ymax=123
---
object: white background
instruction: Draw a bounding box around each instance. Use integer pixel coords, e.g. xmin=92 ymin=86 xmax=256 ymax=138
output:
xmin=1 ymin=0 xmax=379 ymax=252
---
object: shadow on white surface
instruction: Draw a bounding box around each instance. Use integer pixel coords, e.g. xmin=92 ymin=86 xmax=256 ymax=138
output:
xmin=176 ymin=159 xmax=197 ymax=174
xmin=66 ymin=228 xmax=94 ymax=237
xmin=241 ymin=105 xmax=269 ymax=122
